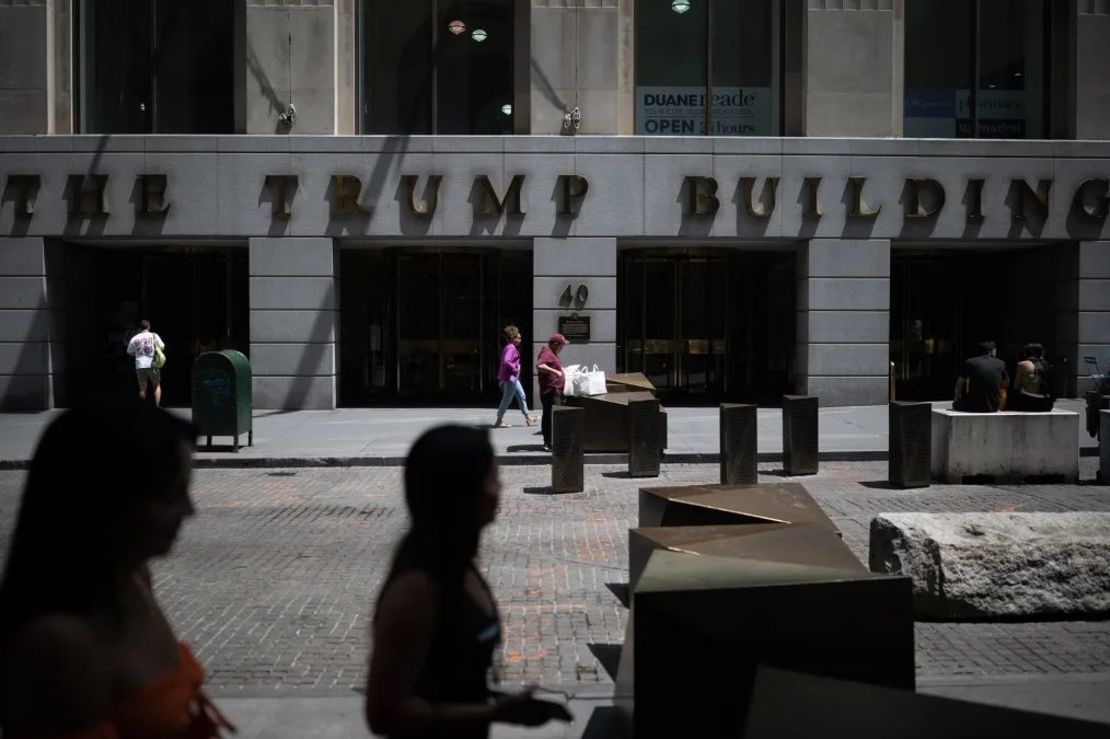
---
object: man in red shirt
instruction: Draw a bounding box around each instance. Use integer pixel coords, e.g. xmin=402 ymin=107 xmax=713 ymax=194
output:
xmin=536 ymin=334 xmax=569 ymax=451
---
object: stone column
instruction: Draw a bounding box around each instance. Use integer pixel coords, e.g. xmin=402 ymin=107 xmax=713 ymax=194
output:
xmin=249 ymin=238 xmax=338 ymax=410
xmin=1077 ymin=4 xmax=1110 ymax=139
xmin=529 ymin=1 xmax=620 ymax=134
xmin=805 ymin=0 xmax=901 ymax=137
xmin=243 ymin=0 xmax=336 ymax=134
xmin=796 ymin=239 xmax=890 ymax=406
xmin=532 ymin=237 xmax=617 ymax=398
xmin=0 ymin=0 xmax=55 ymax=134
xmin=1078 ymin=241 xmax=1110 ymax=393
xmin=0 ymin=238 xmax=62 ymax=410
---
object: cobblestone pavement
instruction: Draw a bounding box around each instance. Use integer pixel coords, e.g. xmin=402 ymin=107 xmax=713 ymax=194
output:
xmin=0 ymin=459 xmax=1107 ymax=694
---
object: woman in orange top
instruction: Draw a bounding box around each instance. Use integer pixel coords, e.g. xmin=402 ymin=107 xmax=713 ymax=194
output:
xmin=0 ymin=394 xmax=234 ymax=738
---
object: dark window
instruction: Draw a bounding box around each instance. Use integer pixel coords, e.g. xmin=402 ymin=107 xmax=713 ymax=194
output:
xmin=636 ymin=0 xmax=780 ymax=136
xmin=905 ymin=0 xmax=1047 ymax=138
xmin=360 ymin=0 xmax=514 ymax=134
xmin=78 ymin=0 xmax=233 ymax=134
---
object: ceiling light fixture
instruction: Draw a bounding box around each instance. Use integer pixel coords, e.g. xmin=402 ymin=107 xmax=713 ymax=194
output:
xmin=672 ymin=0 xmax=691 ymax=13
xmin=471 ymin=28 xmax=487 ymax=42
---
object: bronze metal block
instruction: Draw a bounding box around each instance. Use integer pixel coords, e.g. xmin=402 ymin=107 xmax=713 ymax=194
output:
xmin=720 ymin=403 xmax=758 ymax=485
xmin=889 ymin=401 xmax=931 ymax=488
xmin=605 ymin=372 xmax=657 ymax=393
xmin=743 ymin=667 xmax=1110 ymax=739
xmin=638 ymin=483 xmax=838 ymax=532
xmin=566 ymin=391 xmax=667 ymax=453
xmin=628 ymin=397 xmax=662 ymax=478
xmin=621 ymin=550 xmax=914 ymax=738
xmin=551 ymin=405 xmax=584 ymax=493
xmin=782 ymin=394 xmax=819 ymax=475
xmin=628 ymin=522 xmax=863 ymax=590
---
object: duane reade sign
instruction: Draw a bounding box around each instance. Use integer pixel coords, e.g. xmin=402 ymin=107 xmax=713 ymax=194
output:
xmin=635 ymin=86 xmax=774 ymax=135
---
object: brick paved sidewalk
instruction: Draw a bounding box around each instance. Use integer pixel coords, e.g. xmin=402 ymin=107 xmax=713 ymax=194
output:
xmin=0 ymin=460 xmax=1107 ymax=697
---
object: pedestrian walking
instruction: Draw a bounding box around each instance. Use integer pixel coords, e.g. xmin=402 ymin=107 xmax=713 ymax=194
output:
xmin=493 ymin=325 xmax=536 ymax=429
xmin=536 ymin=333 xmax=569 ymax=451
xmin=126 ymin=319 xmax=166 ymax=407
xmin=0 ymin=394 xmax=235 ymax=738
xmin=364 ymin=426 xmax=571 ymax=738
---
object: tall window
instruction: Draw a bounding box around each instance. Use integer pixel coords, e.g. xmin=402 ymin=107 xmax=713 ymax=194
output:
xmin=905 ymin=0 xmax=1047 ymax=138
xmin=636 ymin=0 xmax=780 ymax=136
xmin=360 ymin=0 xmax=514 ymax=135
xmin=78 ymin=0 xmax=233 ymax=133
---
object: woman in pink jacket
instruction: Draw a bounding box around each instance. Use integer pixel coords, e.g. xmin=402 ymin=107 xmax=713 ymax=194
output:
xmin=493 ymin=325 xmax=536 ymax=429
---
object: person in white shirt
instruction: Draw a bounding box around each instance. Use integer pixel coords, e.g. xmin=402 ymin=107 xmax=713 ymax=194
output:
xmin=126 ymin=319 xmax=166 ymax=407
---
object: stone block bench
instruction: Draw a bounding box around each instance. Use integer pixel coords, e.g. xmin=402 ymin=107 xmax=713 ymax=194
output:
xmin=870 ymin=512 xmax=1110 ymax=619
xmin=930 ymin=408 xmax=1079 ymax=483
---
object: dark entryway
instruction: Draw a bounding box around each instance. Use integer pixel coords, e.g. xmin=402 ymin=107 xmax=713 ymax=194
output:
xmin=618 ymin=249 xmax=795 ymax=404
xmin=62 ymin=245 xmax=248 ymax=406
xmin=891 ymin=244 xmax=1075 ymax=400
xmin=340 ymin=249 xmax=532 ymax=405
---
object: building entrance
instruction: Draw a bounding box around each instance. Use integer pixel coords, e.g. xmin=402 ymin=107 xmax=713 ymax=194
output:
xmin=340 ymin=249 xmax=531 ymax=405
xmin=891 ymin=245 xmax=1074 ymax=401
xmin=62 ymin=246 xmax=248 ymax=406
xmin=618 ymin=250 xmax=795 ymax=404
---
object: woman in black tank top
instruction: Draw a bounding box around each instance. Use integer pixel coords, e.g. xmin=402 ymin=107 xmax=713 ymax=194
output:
xmin=365 ymin=426 xmax=567 ymax=738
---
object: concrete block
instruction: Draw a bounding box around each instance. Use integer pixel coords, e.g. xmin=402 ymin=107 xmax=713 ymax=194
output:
xmin=643 ymin=154 xmax=715 ymax=235
xmin=217 ymin=153 xmax=293 ymax=235
xmin=533 ymin=237 xmax=617 ymax=277
xmin=1079 ymin=280 xmax=1110 ymax=311
xmin=530 ymin=7 xmax=577 ymax=92
xmin=797 ymin=311 xmax=888 ymax=344
xmin=797 ymin=278 xmax=890 ymax=311
xmin=1079 ymin=312 xmax=1110 ymax=344
xmin=0 ymin=309 xmax=53 ymax=342
xmin=253 ymin=375 xmax=336 ymax=410
xmin=0 ymin=277 xmax=46 ymax=310
xmin=0 ymin=342 xmax=49 ymax=375
xmin=800 ymin=343 xmax=889 ymax=377
xmin=569 ymin=154 xmax=645 ymax=236
xmin=250 ymin=343 xmax=335 ymax=377
xmin=870 ymin=512 xmax=1110 ymax=618
xmin=574 ymin=89 xmax=619 ymax=136
xmin=1080 ymin=242 xmax=1110 ymax=278
xmin=142 ymin=153 xmax=220 ymax=235
xmin=284 ymin=87 xmax=335 ymax=136
xmin=533 ymin=276 xmax=616 ymax=311
xmin=801 ymin=376 xmax=888 ymax=407
xmin=0 ymin=238 xmax=46 ymax=275
xmin=802 ymin=240 xmax=891 ymax=277
xmin=930 ymin=409 xmax=1079 ymax=483
xmin=249 ymin=238 xmax=336 ymax=277
xmin=249 ymin=277 xmax=336 ymax=311
xmin=250 ymin=310 xmax=336 ymax=343
xmin=576 ymin=7 xmax=617 ymax=91
xmin=0 ymin=374 xmax=50 ymax=411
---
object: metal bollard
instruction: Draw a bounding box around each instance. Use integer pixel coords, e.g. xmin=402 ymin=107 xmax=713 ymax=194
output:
xmin=889 ymin=401 xmax=931 ymax=488
xmin=628 ymin=398 xmax=662 ymax=478
xmin=720 ymin=403 xmax=758 ymax=485
xmin=782 ymin=395 xmax=818 ymax=476
xmin=551 ymin=405 xmax=585 ymax=493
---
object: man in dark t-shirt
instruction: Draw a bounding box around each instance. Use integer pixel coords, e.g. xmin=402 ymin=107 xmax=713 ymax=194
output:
xmin=954 ymin=341 xmax=1009 ymax=412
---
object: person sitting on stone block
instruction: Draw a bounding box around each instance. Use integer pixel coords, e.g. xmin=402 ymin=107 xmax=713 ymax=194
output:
xmin=954 ymin=340 xmax=1009 ymax=413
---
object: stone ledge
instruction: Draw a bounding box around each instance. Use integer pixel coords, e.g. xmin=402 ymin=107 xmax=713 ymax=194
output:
xmin=870 ymin=512 xmax=1110 ymax=619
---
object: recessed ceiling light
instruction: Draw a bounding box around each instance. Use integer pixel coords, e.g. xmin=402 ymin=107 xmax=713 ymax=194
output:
xmin=471 ymin=28 xmax=487 ymax=42
xmin=448 ymin=20 xmax=465 ymax=35
xmin=672 ymin=0 xmax=691 ymax=13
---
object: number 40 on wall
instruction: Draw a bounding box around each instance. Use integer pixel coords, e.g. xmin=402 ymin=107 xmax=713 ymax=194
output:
xmin=559 ymin=284 xmax=589 ymax=310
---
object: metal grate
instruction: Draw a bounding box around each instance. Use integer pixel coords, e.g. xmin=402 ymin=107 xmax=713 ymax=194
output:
xmin=628 ymin=398 xmax=662 ymax=478
xmin=782 ymin=395 xmax=818 ymax=475
xmin=720 ymin=403 xmax=758 ymax=484
xmin=889 ymin=401 xmax=932 ymax=488
xmin=552 ymin=405 xmax=585 ymax=493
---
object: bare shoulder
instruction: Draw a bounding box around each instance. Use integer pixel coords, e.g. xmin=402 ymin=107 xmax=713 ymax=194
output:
xmin=378 ymin=570 xmax=438 ymax=618
xmin=2 ymin=614 xmax=113 ymax=731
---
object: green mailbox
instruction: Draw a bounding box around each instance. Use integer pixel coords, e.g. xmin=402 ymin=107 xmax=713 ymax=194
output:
xmin=192 ymin=350 xmax=253 ymax=451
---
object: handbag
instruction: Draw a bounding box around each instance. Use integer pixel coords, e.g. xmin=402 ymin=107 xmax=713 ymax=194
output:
xmin=153 ymin=341 xmax=166 ymax=369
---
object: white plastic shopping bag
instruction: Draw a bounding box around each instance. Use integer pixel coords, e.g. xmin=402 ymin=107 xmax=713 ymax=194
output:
xmin=562 ymin=364 xmax=582 ymax=397
xmin=582 ymin=364 xmax=607 ymax=396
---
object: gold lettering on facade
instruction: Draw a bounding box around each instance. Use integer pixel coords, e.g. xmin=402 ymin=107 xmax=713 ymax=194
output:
xmin=66 ymin=174 xmax=110 ymax=216
xmin=684 ymin=176 xmax=719 ymax=216
xmin=264 ymin=175 xmax=298 ymax=218
xmin=803 ymin=177 xmax=822 ymax=219
xmin=1075 ymin=178 xmax=1110 ymax=220
xmin=138 ymin=174 xmax=170 ymax=215
xmin=475 ymin=175 xmax=525 ymax=216
xmin=847 ymin=177 xmax=881 ymax=218
xmin=1011 ymin=178 xmax=1051 ymax=222
xmin=557 ymin=175 xmax=589 ymax=216
xmin=5 ymin=175 xmax=40 ymax=217
xmin=966 ymin=179 xmax=986 ymax=222
xmin=905 ymin=177 xmax=945 ymax=219
xmin=401 ymin=175 xmax=442 ymax=217
xmin=330 ymin=175 xmax=369 ymax=215
xmin=739 ymin=176 xmax=778 ymax=218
